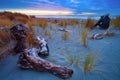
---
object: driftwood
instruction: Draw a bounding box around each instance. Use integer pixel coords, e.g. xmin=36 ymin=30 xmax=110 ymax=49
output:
xmin=10 ymin=24 xmax=73 ymax=79
xmin=10 ymin=24 xmax=28 ymax=54
xmin=18 ymin=50 xmax=73 ymax=79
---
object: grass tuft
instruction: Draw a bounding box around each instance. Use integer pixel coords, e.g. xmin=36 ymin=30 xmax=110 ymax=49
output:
xmin=84 ymin=53 xmax=96 ymax=74
xmin=111 ymin=16 xmax=120 ymax=29
xmin=0 ymin=30 xmax=14 ymax=55
xmin=37 ymin=19 xmax=48 ymax=29
xmin=62 ymin=32 xmax=70 ymax=40
xmin=44 ymin=30 xmax=52 ymax=39
xmin=81 ymin=28 xmax=88 ymax=47
xmin=85 ymin=18 xmax=95 ymax=29
xmin=64 ymin=53 xmax=74 ymax=65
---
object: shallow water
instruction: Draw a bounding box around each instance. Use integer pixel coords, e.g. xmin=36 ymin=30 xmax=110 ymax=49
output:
xmin=0 ymin=25 xmax=120 ymax=80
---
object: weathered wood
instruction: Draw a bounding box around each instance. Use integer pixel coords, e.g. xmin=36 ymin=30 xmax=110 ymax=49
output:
xmin=18 ymin=50 xmax=73 ymax=79
xmin=3 ymin=24 xmax=73 ymax=79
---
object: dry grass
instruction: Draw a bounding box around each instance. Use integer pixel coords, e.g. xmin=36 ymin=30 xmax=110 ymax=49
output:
xmin=0 ymin=11 xmax=29 ymax=25
xmin=85 ymin=18 xmax=95 ymax=29
xmin=44 ymin=29 xmax=52 ymax=39
xmin=57 ymin=19 xmax=80 ymax=27
xmin=64 ymin=53 xmax=74 ymax=65
xmin=26 ymin=33 xmax=38 ymax=48
xmin=49 ymin=23 xmax=53 ymax=29
xmin=67 ymin=19 xmax=80 ymax=26
xmin=81 ymin=28 xmax=88 ymax=47
xmin=37 ymin=19 xmax=48 ymax=29
xmin=0 ymin=17 xmax=13 ymax=27
xmin=58 ymin=19 xmax=67 ymax=27
xmin=64 ymin=53 xmax=81 ymax=68
xmin=27 ymin=19 xmax=36 ymax=33
xmin=84 ymin=53 xmax=96 ymax=74
xmin=75 ymin=53 xmax=81 ymax=68
xmin=0 ymin=30 xmax=14 ymax=55
xmin=62 ymin=32 xmax=70 ymax=40
xmin=111 ymin=16 xmax=120 ymax=29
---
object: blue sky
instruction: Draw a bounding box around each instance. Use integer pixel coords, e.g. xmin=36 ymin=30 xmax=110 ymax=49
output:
xmin=0 ymin=0 xmax=120 ymax=16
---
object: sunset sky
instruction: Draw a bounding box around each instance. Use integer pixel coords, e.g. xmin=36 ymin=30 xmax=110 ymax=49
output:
xmin=0 ymin=0 xmax=120 ymax=16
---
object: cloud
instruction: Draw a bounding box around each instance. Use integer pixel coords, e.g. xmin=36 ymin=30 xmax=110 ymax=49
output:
xmin=70 ymin=0 xmax=79 ymax=4
xmin=78 ymin=12 xmax=96 ymax=15
xmin=0 ymin=9 xmax=73 ymax=15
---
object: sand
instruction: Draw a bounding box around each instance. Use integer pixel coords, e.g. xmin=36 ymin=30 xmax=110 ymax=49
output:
xmin=0 ymin=24 xmax=120 ymax=80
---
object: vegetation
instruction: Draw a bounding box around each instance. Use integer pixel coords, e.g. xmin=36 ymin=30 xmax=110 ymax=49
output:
xmin=62 ymin=32 xmax=70 ymax=40
xmin=64 ymin=53 xmax=74 ymax=65
xmin=64 ymin=53 xmax=81 ymax=68
xmin=37 ymin=19 xmax=48 ymax=29
xmin=0 ymin=18 xmax=13 ymax=27
xmin=26 ymin=32 xmax=39 ymax=48
xmin=84 ymin=53 xmax=96 ymax=74
xmin=81 ymin=28 xmax=88 ymax=47
xmin=111 ymin=16 xmax=120 ymax=29
xmin=85 ymin=18 xmax=95 ymax=29
xmin=44 ymin=29 xmax=52 ymax=39
xmin=0 ymin=30 xmax=14 ymax=55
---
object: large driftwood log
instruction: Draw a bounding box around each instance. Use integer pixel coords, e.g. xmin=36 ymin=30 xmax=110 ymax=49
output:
xmin=10 ymin=24 xmax=73 ymax=79
xmin=17 ymin=50 xmax=73 ymax=79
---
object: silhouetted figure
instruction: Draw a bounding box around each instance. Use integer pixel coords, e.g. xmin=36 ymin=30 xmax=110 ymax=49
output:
xmin=94 ymin=14 xmax=110 ymax=29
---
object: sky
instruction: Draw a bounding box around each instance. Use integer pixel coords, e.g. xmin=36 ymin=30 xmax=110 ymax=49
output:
xmin=0 ymin=0 xmax=120 ymax=16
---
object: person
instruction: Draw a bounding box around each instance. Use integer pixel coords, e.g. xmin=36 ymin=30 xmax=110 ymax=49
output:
xmin=94 ymin=14 xmax=111 ymax=29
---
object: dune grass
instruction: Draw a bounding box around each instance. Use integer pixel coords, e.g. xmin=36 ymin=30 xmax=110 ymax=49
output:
xmin=26 ymin=33 xmax=39 ymax=48
xmin=111 ymin=16 xmax=120 ymax=29
xmin=44 ymin=29 xmax=52 ymax=39
xmin=49 ymin=23 xmax=53 ymax=29
xmin=81 ymin=28 xmax=88 ymax=47
xmin=64 ymin=53 xmax=74 ymax=65
xmin=66 ymin=19 xmax=80 ymax=27
xmin=58 ymin=19 xmax=67 ymax=27
xmin=0 ymin=30 xmax=14 ymax=55
xmin=85 ymin=18 xmax=95 ymax=29
xmin=62 ymin=32 xmax=70 ymax=40
xmin=64 ymin=53 xmax=81 ymax=68
xmin=0 ymin=18 xmax=13 ymax=27
xmin=37 ymin=19 xmax=48 ymax=29
xmin=75 ymin=53 xmax=81 ymax=68
xmin=84 ymin=53 xmax=96 ymax=74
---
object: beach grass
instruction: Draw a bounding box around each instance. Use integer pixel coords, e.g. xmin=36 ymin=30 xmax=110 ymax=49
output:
xmin=44 ymin=29 xmax=52 ymax=39
xmin=111 ymin=16 xmax=120 ymax=29
xmin=85 ymin=18 xmax=95 ymax=29
xmin=0 ymin=18 xmax=13 ymax=27
xmin=64 ymin=53 xmax=74 ymax=65
xmin=84 ymin=53 xmax=96 ymax=74
xmin=62 ymin=32 xmax=70 ymax=40
xmin=0 ymin=30 xmax=14 ymax=55
xmin=37 ymin=19 xmax=48 ymax=29
xmin=26 ymin=33 xmax=39 ymax=48
xmin=75 ymin=53 xmax=81 ymax=68
xmin=81 ymin=28 xmax=88 ymax=47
